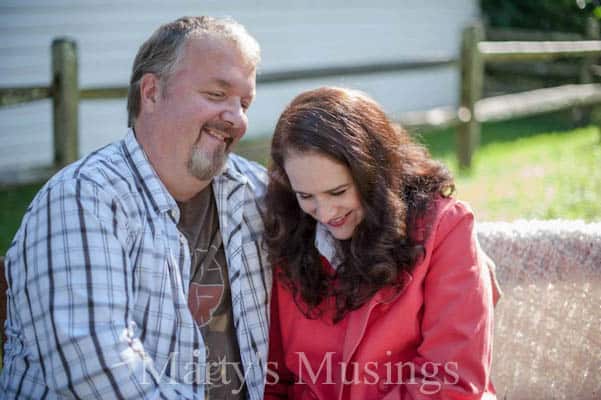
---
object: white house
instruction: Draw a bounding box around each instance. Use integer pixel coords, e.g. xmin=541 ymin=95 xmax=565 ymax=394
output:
xmin=0 ymin=0 xmax=479 ymax=172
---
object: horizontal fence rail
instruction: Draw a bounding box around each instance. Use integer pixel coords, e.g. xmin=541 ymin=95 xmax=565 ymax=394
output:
xmin=476 ymin=83 xmax=601 ymax=123
xmin=76 ymin=58 xmax=459 ymax=98
xmin=3 ymin=58 xmax=458 ymax=107
xmin=256 ymin=58 xmax=457 ymax=83
xmin=79 ymin=86 xmax=128 ymax=100
xmin=0 ymin=86 xmax=52 ymax=107
xmin=479 ymin=40 xmax=601 ymax=62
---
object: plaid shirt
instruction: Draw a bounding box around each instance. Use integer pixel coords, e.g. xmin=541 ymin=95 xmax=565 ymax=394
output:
xmin=1 ymin=129 xmax=271 ymax=400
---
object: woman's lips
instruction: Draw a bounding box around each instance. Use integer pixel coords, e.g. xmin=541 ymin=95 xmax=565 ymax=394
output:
xmin=327 ymin=211 xmax=351 ymax=228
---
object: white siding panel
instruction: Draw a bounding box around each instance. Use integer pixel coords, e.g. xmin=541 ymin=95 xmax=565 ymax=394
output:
xmin=0 ymin=0 xmax=478 ymax=171
xmin=0 ymin=101 xmax=53 ymax=170
xmin=247 ymin=66 xmax=459 ymax=140
xmin=79 ymin=100 xmax=129 ymax=155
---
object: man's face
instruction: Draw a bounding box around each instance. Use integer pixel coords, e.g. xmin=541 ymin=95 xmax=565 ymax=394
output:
xmin=148 ymin=36 xmax=256 ymax=191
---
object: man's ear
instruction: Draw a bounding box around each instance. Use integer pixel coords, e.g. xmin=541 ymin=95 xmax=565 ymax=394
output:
xmin=139 ymin=73 xmax=161 ymax=113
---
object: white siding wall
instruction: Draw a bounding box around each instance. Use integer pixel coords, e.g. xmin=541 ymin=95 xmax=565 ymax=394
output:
xmin=0 ymin=0 xmax=479 ymax=170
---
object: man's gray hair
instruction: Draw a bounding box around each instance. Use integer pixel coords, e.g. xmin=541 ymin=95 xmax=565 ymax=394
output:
xmin=127 ymin=16 xmax=261 ymax=127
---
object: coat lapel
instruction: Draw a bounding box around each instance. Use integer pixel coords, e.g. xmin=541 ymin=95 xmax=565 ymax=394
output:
xmin=341 ymin=271 xmax=413 ymax=363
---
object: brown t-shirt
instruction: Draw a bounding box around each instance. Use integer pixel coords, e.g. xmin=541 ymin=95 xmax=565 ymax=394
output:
xmin=177 ymin=186 xmax=246 ymax=399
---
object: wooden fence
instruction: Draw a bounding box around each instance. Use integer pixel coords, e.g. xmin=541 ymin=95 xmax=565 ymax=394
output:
xmin=1 ymin=21 xmax=601 ymax=184
xmin=455 ymin=19 xmax=601 ymax=167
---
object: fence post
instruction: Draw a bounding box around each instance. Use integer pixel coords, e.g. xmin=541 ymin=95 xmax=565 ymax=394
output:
xmin=582 ymin=17 xmax=599 ymax=83
xmin=52 ymin=38 xmax=79 ymax=167
xmin=457 ymin=23 xmax=485 ymax=170
xmin=583 ymin=17 xmax=601 ymax=144
xmin=574 ymin=17 xmax=600 ymax=126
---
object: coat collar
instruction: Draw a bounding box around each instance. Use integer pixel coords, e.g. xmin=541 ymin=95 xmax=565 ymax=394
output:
xmin=315 ymin=225 xmax=413 ymax=303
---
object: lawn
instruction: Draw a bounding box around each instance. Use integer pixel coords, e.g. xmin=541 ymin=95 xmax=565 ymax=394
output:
xmin=1 ymin=112 xmax=600 ymax=256
xmin=415 ymin=112 xmax=601 ymax=221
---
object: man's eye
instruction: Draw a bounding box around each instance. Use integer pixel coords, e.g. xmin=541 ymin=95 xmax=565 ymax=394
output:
xmin=207 ymin=91 xmax=225 ymax=99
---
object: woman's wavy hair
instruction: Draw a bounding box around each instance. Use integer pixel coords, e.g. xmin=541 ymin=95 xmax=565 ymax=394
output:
xmin=264 ymin=87 xmax=454 ymax=322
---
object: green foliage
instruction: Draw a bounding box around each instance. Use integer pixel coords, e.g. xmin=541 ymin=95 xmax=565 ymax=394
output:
xmin=480 ymin=0 xmax=597 ymax=33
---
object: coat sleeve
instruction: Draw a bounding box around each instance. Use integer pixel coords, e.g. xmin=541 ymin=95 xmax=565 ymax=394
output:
xmin=264 ymin=273 xmax=296 ymax=399
xmin=401 ymin=201 xmax=496 ymax=400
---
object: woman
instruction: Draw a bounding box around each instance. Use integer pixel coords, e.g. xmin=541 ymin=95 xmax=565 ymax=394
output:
xmin=263 ymin=87 xmax=497 ymax=400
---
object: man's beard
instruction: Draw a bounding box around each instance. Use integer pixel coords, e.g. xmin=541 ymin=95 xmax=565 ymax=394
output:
xmin=187 ymin=143 xmax=228 ymax=181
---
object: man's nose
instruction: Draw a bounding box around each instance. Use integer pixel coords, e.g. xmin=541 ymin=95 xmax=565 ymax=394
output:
xmin=221 ymin=100 xmax=247 ymax=133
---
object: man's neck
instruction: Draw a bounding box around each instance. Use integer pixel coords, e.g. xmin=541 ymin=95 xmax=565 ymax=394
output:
xmin=133 ymin=124 xmax=212 ymax=202
xmin=171 ymin=179 xmax=212 ymax=202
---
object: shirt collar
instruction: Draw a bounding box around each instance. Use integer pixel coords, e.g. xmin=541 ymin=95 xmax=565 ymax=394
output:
xmin=221 ymin=155 xmax=249 ymax=184
xmin=123 ymin=128 xmax=178 ymax=215
xmin=314 ymin=222 xmax=342 ymax=269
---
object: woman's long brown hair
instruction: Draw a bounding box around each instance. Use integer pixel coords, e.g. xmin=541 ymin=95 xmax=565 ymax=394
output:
xmin=264 ymin=87 xmax=454 ymax=322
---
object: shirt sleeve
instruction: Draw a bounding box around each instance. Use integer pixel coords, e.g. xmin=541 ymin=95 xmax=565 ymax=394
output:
xmin=401 ymin=201 xmax=496 ymax=400
xmin=15 ymin=178 xmax=198 ymax=399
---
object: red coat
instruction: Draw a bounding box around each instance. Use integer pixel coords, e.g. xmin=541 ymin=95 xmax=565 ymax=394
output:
xmin=265 ymin=198 xmax=497 ymax=400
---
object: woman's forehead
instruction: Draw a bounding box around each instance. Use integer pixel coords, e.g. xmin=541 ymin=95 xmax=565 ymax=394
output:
xmin=284 ymin=152 xmax=352 ymax=193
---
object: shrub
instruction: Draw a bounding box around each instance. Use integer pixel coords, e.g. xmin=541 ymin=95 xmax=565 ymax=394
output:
xmin=480 ymin=0 xmax=599 ymax=33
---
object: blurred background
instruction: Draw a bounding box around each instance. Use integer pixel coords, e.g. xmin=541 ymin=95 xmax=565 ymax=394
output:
xmin=1 ymin=0 xmax=601 ymax=254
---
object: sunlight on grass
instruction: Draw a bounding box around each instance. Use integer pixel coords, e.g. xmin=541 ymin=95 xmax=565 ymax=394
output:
xmin=449 ymin=126 xmax=601 ymax=221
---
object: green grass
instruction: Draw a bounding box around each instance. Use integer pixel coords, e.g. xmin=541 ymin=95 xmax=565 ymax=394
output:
xmin=414 ymin=112 xmax=601 ymax=221
xmin=0 ymin=183 xmax=41 ymax=256
xmin=457 ymin=128 xmax=601 ymax=221
xmin=1 ymin=112 xmax=600 ymax=255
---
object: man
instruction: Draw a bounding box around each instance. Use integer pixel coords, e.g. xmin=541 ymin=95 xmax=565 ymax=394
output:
xmin=1 ymin=16 xmax=271 ymax=399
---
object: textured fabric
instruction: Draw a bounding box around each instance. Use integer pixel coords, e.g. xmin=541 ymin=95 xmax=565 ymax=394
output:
xmin=476 ymin=220 xmax=601 ymax=400
xmin=265 ymin=198 xmax=496 ymax=400
xmin=1 ymin=129 xmax=271 ymax=400
xmin=178 ymin=186 xmax=246 ymax=399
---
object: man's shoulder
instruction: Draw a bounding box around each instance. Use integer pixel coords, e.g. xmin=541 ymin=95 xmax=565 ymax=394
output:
xmin=37 ymin=139 xmax=137 ymax=204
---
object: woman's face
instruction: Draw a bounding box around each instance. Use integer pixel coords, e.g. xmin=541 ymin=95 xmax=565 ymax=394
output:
xmin=284 ymin=151 xmax=364 ymax=240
